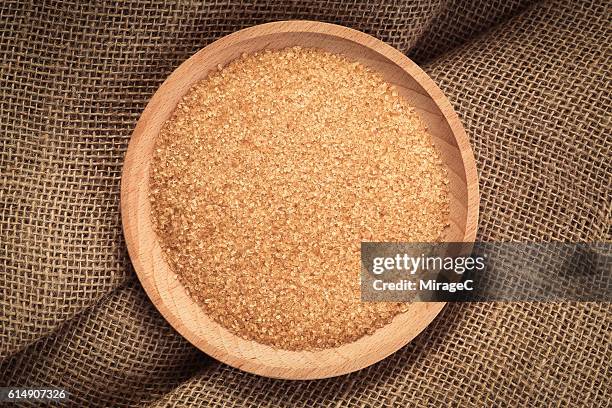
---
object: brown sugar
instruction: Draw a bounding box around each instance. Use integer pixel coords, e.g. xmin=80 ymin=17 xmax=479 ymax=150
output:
xmin=150 ymin=47 xmax=449 ymax=350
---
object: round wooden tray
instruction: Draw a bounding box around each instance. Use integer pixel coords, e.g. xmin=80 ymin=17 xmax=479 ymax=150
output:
xmin=121 ymin=21 xmax=479 ymax=380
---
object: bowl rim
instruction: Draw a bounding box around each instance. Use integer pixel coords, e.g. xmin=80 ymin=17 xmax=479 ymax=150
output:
xmin=121 ymin=20 xmax=479 ymax=380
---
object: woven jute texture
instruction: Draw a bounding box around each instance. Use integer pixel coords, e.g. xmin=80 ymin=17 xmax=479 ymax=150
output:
xmin=1 ymin=0 xmax=610 ymax=406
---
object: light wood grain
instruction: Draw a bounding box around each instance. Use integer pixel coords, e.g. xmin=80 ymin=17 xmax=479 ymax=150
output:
xmin=121 ymin=21 xmax=479 ymax=380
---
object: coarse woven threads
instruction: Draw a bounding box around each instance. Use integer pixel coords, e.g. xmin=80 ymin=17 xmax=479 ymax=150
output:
xmin=0 ymin=0 xmax=610 ymax=407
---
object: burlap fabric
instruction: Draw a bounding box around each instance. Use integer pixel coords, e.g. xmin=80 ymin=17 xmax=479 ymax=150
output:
xmin=0 ymin=0 xmax=610 ymax=406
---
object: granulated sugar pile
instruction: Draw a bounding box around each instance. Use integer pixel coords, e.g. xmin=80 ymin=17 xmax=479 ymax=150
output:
xmin=150 ymin=47 xmax=449 ymax=350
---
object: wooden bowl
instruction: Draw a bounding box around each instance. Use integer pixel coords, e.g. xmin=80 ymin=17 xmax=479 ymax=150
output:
xmin=121 ymin=21 xmax=479 ymax=380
